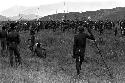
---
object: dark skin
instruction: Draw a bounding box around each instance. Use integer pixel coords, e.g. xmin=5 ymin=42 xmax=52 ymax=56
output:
xmin=0 ymin=28 xmax=8 ymax=56
xmin=28 ymin=30 xmax=35 ymax=51
xmin=73 ymin=27 xmax=95 ymax=74
xmin=34 ymin=43 xmax=46 ymax=58
xmin=7 ymin=29 xmax=21 ymax=67
xmin=73 ymin=29 xmax=95 ymax=58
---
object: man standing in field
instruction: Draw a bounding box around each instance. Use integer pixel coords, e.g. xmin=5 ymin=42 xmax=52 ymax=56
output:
xmin=0 ymin=26 xmax=7 ymax=56
xmin=73 ymin=26 xmax=95 ymax=75
xmin=7 ymin=23 xmax=21 ymax=67
xmin=28 ymin=29 xmax=35 ymax=52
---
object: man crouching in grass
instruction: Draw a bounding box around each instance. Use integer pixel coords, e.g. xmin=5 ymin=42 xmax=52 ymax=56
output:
xmin=33 ymin=42 xmax=46 ymax=58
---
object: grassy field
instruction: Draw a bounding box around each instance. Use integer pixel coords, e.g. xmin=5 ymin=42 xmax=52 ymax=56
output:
xmin=0 ymin=29 xmax=125 ymax=83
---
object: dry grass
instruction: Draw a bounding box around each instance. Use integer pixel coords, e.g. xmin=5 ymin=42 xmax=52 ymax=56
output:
xmin=0 ymin=29 xmax=125 ymax=83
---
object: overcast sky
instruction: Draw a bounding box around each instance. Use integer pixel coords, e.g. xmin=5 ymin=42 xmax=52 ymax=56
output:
xmin=0 ymin=0 xmax=124 ymax=12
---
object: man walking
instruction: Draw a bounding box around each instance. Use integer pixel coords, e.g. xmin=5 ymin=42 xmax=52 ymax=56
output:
xmin=73 ymin=26 xmax=95 ymax=75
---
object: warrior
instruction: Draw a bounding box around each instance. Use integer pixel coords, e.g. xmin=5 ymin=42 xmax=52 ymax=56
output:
xmin=34 ymin=42 xmax=46 ymax=58
xmin=0 ymin=25 xmax=7 ymax=56
xmin=28 ymin=29 xmax=35 ymax=52
xmin=7 ymin=23 xmax=21 ymax=67
xmin=73 ymin=26 xmax=95 ymax=75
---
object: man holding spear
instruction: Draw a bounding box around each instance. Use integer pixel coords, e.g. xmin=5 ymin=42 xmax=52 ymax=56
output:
xmin=73 ymin=20 xmax=114 ymax=78
xmin=73 ymin=25 xmax=95 ymax=75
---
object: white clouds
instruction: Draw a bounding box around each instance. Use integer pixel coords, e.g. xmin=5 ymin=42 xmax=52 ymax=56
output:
xmin=0 ymin=0 xmax=64 ymax=12
xmin=11 ymin=0 xmax=64 ymax=6
xmin=0 ymin=0 xmax=124 ymax=13
xmin=116 ymin=0 xmax=125 ymax=7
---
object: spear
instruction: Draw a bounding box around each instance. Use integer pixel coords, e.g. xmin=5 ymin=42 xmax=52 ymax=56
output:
xmin=86 ymin=26 xmax=114 ymax=79
xmin=18 ymin=16 xmax=23 ymax=21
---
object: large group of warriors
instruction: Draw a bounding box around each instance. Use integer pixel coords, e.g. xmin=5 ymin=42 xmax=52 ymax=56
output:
xmin=1 ymin=18 xmax=125 ymax=76
xmin=1 ymin=19 xmax=122 ymax=34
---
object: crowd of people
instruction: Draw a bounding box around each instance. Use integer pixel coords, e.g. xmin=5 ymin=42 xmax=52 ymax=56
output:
xmin=0 ymin=18 xmax=125 ymax=76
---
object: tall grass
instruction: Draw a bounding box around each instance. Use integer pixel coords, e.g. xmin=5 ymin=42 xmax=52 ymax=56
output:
xmin=0 ymin=29 xmax=125 ymax=82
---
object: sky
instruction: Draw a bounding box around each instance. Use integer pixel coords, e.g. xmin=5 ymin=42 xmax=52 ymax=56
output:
xmin=0 ymin=0 xmax=124 ymax=12
xmin=0 ymin=0 xmax=124 ymax=17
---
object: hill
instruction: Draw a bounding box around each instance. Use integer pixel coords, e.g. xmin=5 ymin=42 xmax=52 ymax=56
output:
xmin=10 ymin=14 xmax=41 ymax=21
xmin=39 ymin=7 xmax=125 ymax=21
xmin=0 ymin=15 xmax=10 ymax=21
